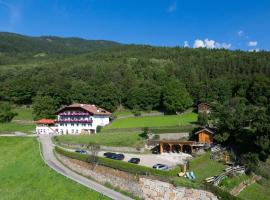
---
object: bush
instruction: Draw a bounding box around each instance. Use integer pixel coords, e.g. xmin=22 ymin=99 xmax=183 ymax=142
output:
xmin=139 ymin=127 xmax=149 ymax=139
xmin=0 ymin=102 xmax=17 ymax=123
xmin=96 ymin=126 xmax=103 ymax=133
xmin=132 ymin=106 xmax=141 ymax=116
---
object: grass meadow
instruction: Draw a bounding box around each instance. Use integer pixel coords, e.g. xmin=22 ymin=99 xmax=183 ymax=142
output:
xmin=0 ymin=107 xmax=35 ymax=134
xmin=105 ymin=112 xmax=197 ymax=129
xmin=13 ymin=106 xmax=34 ymax=121
xmin=239 ymin=181 xmax=270 ymax=200
xmin=0 ymin=122 xmax=35 ymax=134
xmin=55 ymin=131 xmax=143 ymax=147
xmin=189 ymin=152 xmax=226 ymax=182
xmin=0 ymin=137 xmax=109 ymax=200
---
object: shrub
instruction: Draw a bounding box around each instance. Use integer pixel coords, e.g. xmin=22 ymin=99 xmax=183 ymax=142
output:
xmin=96 ymin=126 xmax=103 ymax=133
xmin=0 ymin=102 xmax=17 ymax=123
xmin=139 ymin=127 xmax=149 ymax=139
xmin=132 ymin=106 xmax=141 ymax=116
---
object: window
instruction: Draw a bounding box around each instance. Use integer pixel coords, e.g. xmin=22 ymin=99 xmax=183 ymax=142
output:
xmin=71 ymin=123 xmax=74 ymax=127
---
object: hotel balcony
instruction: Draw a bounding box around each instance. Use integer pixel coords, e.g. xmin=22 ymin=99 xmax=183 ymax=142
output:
xmin=55 ymin=119 xmax=93 ymax=123
xmin=59 ymin=112 xmax=90 ymax=116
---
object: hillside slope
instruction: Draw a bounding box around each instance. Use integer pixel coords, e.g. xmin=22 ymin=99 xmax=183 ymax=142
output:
xmin=0 ymin=32 xmax=120 ymax=55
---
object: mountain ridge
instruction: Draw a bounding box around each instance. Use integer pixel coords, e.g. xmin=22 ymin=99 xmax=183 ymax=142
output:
xmin=0 ymin=32 xmax=121 ymax=55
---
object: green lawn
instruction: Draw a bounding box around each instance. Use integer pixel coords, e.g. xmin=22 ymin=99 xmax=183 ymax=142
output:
xmin=189 ymin=152 xmax=226 ymax=182
xmin=13 ymin=107 xmax=33 ymax=121
xmin=0 ymin=122 xmax=35 ymax=134
xmin=0 ymin=137 xmax=109 ymax=200
xmin=105 ymin=112 xmax=198 ymax=129
xmin=113 ymin=109 xmax=133 ymax=117
xmin=239 ymin=181 xmax=270 ymax=200
xmin=220 ymin=174 xmax=250 ymax=191
xmin=113 ymin=109 xmax=161 ymax=117
xmin=55 ymin=131 xmax=143 ymax=147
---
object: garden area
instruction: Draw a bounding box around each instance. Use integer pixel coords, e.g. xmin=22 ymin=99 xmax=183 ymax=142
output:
xmin=0 ymin=137 xmax=108 ymax=200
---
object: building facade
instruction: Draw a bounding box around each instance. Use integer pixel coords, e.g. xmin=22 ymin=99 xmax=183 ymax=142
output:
xmin=36 ymin=103 xmax=111 ymax=135
xmin=194 ymin=128 xmax=215 ymax=144
xmin=36 ymin=118 xmax=58 ymax=135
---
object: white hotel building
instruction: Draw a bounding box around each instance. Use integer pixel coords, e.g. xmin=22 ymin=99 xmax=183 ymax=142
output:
xmin=36 ymin=103 xmax=111 ymax=135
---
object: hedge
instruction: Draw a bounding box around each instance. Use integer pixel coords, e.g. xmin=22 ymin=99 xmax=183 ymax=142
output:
xmin=55 ymin=146 xmax=179 ymax=178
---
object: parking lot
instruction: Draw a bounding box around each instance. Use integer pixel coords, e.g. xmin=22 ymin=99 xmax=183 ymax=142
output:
xmin=98 ymin=151 xmax=192 ymax=168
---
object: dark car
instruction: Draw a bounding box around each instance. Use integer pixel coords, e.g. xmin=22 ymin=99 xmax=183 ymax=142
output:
xmin=152 ymin=149 xmax=159 ymax=154
xmin=128 ymin=158 xmax=140 ymax=164
xmin=75 ymin=149 xmax=87 ymax=154
xmin=111 ymin=153 xmax=125 ymax=160
xmin=152 ymin=164 xmax=169 ymax=170
xmin=104 ymin=152 xmax=116 ymax=158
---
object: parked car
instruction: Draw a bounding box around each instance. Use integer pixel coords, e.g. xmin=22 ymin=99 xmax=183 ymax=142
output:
xmin=128 ymin=158 xmax=140 ymax=164
xmin=75 ymin=149 xmax=87 ymax=154
xmin=152 ymin=149 xmax=160 ymax=154
xmin=111 ymin=153 xmax=125 ymax=160
xmin=104 ymin=152 xmax=116 ymax=158
xmin=152 ymin=164 xmax=169 ymax=170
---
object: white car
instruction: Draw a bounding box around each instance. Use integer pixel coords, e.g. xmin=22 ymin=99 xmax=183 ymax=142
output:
xmin=152 ymin=164 xmax=169 ymax=170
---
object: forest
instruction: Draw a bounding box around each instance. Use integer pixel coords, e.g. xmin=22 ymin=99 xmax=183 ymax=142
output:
xmin=0 ymin=32 xmax=270 ymax=169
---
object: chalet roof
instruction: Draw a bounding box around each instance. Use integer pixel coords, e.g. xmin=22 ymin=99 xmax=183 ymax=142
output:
xmin=35 ymin=118 xmax=55 ymax=124
xmin=194 ymin=128 xmax=215 ymax=135
xmin=56 ymin=103 xmax=111 ymax=116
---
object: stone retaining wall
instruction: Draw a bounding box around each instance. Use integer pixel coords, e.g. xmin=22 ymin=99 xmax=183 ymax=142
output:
xmin=158 ymin=132 xmax=189 ymax=140
xmin=56 ymin=153 xmax=143 ymax=198
xmin=56 ymin=154 xmax=218 ymax=200
xmin=140 ymin=178 xmax=218 ymax=200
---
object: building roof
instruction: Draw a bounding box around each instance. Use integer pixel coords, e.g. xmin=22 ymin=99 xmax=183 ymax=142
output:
xmin=198 ymin=103 xmax=210 ymax=107
xmin=55 ymin=103 xmax=111 ymax=116
xmin=35 ymin=118 xmax=55 ymax=124
xmin=194 ymin=128 xmax=215 ymax=135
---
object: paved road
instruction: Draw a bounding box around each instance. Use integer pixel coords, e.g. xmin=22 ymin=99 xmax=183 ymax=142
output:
xmin=39 ymin=135 xmax=133 ymax=200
